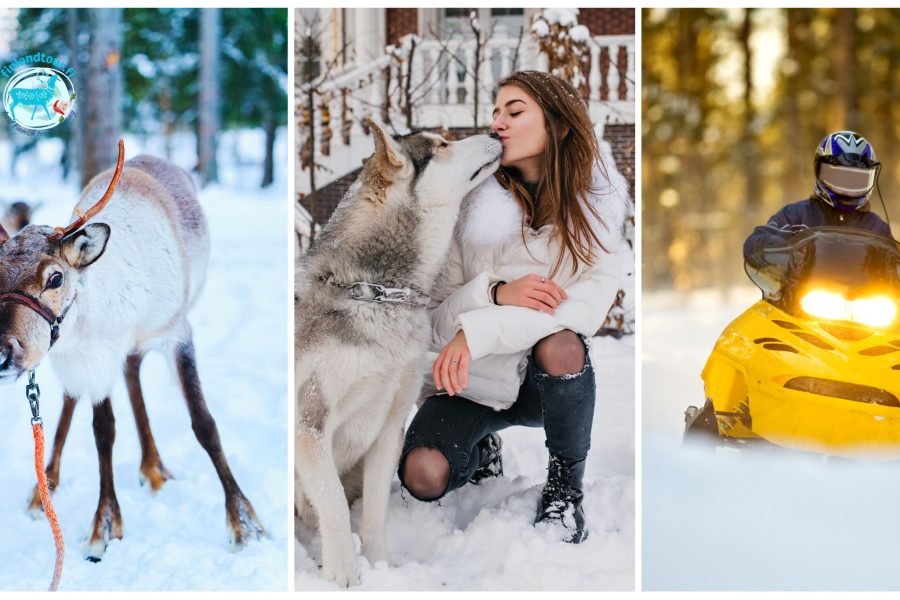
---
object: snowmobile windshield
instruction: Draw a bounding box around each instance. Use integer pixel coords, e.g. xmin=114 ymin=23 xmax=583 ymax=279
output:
xmin=745 ymin=227 xmax=900 ymax=316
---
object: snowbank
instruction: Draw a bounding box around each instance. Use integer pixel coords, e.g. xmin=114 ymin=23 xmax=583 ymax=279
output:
xmin=295 ymin=336 xmax=635 ymax=590
xmin=643 ymin=288 xmax=900 ymax=591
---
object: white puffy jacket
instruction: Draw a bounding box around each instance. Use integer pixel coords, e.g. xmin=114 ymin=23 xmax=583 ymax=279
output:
xmin=425 ymin=151 xmax=632 ymax=410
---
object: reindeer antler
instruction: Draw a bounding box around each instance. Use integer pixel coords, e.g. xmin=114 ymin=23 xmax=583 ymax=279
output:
xmin=51 ymin=139 xmax=125 ymax=240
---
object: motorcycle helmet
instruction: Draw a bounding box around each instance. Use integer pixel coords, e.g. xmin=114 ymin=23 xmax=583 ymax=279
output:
xmin=813 ymin=131 xmax=880 ymax=212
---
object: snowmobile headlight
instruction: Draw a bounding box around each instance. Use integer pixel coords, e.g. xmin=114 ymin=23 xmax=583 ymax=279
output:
xmin=800 ymin=290 xmax=896 ymax=328
xmin=851 ymin=296 xmax=897 ymax=328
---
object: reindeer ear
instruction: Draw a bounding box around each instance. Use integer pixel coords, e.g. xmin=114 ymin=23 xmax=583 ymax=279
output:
xmin=366 ymin=119 xmax=405 ymax=173
xmin=61 ymin=223 xmax=110 ymax=269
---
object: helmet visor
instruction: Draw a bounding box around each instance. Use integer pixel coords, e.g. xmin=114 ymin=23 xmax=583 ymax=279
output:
xmin=819 ymin=163 xmax=876 ymax=197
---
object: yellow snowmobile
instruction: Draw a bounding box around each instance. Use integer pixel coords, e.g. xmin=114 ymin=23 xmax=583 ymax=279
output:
xmin=685 ymin=227 xmax=900 ymax=459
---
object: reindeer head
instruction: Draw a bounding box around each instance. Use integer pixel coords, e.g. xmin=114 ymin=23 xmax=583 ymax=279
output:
xmin=0 ymin=141 xmax=123 ymax=382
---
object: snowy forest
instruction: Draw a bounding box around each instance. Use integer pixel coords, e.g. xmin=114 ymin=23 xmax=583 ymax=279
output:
xmin=1 ymin=7 xmax=287 ymax=190
xmin=643 ymin=8 xmax=900 ymax=292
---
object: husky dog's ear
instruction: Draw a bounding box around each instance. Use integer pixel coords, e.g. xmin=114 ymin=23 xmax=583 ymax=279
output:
xmin=366 ymin=119 xmax=405 ymax=172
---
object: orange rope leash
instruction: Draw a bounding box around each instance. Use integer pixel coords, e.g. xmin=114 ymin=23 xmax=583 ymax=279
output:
xmin=33 ymin=423 xmax=64 ymax=591
xmin=28 ymin=371 xmax=64 ymax=592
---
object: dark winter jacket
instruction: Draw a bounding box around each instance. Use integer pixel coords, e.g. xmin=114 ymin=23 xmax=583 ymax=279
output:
xmin=743 ymin=198 xmax=893 ymax=261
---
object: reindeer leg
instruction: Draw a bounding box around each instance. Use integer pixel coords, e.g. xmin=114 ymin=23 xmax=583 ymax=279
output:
xmin=172 ymin=338 xmax=266 ymax=547
xmin=125 ymin=351 xmax=173 ymax=491
xmin=84 ymin=397 xmax=123 ymax=562
xmin=27 ymin=393 xmax=77 ymax=516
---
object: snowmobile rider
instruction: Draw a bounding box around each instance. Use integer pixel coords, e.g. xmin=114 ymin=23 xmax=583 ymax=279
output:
xmin=744 ymin=130 xmax=892 ymax=260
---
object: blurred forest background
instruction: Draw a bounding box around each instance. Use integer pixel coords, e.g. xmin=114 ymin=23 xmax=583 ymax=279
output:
xmin=0 ymin=8 xmax=286 ymax=192
xmin=643 ymin=8 xmax=900 ymax=292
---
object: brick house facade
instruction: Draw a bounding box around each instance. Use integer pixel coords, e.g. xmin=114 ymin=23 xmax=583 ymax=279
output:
xmin=300 ymin=8 xmax=635 ymax=226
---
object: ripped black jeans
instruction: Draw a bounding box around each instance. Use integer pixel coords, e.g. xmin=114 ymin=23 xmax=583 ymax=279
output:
xmin=398 ymin=336 xmax=595 ymax=501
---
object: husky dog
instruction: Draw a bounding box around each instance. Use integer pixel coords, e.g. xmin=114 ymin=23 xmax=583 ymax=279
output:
xmin=295 ymin=121 xmax=502 ymax=586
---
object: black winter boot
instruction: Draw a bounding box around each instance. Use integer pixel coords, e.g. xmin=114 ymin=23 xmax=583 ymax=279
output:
xmin=533 ymin=453 xmax=588 ymax=543
xmin=469 ymin=433 xmax=503 ymax=484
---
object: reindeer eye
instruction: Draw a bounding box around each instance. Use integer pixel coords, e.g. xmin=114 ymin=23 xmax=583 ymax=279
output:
xmin=47 ymin=272 xmax=63 ymax=289
xmin=439 ymin=142 xmax=448 ymax=148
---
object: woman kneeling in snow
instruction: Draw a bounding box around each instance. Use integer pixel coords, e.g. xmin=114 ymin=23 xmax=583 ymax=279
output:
xmin=398 ymin=70 xmax=630 ymax=543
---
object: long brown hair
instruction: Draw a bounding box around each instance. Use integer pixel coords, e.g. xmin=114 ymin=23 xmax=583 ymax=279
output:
xmin=494 ymin=71 xmax=609 ymax=278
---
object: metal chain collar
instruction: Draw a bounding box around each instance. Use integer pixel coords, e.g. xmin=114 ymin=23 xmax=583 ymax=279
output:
xmin=319 ymin=273 xmax=430 ymax=307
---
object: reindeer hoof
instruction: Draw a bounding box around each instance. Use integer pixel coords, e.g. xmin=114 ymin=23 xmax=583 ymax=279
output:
xmin=84 ymin=545 xmax=105 ymax=563
xmin=27 ymin=487 xmax=44 ymax=519
xmin=84 ymin=533 xmax=112 ymax=563
xmin=84 ymin=499 xmax=123 ymax=561
xmin=227 ymin=493 xmax=267 ymax=549
xmin=26 ymin=478 xmax=58 ymax=519
xmin=139 ymin=460 xmax=173 ymax=492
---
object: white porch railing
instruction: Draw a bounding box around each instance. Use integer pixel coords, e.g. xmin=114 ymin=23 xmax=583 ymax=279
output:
xmin=298 ymin=33 xmax=634 ymax=195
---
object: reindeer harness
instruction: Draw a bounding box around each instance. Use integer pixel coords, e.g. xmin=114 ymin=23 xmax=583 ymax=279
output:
xmin=0 ymin=291 xmax=76 ymax=349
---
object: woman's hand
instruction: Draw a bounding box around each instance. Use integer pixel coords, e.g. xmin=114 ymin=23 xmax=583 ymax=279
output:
xmin=495 ymin=274 xmax=568 ymax=314
xmin=433 ymin=330 xmax=470 ymax=396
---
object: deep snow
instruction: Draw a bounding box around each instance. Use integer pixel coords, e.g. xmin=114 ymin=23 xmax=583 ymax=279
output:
xmin=0 ymin=131 xmax=289 ymax=591
xmin=295 ymin=335 xmax=635 ymax=591
xmin=643 ymin=288 xmax=900 ymax=591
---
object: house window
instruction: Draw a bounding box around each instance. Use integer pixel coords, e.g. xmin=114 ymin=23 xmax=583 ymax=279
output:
xmin=490 ymin=8 xmax=524 ymax=38
xmin=441 ymin=8 xmax=471 ymax=37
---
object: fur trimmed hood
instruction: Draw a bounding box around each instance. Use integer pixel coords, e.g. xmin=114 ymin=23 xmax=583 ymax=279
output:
xmin=459 ymin=140 xmax=632 ymax=253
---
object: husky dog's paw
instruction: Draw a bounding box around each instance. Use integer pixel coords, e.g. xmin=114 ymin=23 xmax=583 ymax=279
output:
xmin=323 ymin=555 xmax=360 ymax=588
xmin=227 ymin=492 xmax=267 ymax=548
xmin=361 ymin=538 xmax=388 ymax=565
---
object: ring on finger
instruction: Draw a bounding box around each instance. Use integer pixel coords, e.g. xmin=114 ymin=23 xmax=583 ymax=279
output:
xmin=541 ymin=277 xmax=546 ymax=283
xmin=449 ymin=360 xmax=459 ymax=365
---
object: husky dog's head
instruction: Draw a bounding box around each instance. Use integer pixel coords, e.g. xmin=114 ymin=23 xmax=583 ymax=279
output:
xmin=360 ymin=120 xmax=502 ymax=210
xmin=300 ymin=122 xmax=503 ymax=292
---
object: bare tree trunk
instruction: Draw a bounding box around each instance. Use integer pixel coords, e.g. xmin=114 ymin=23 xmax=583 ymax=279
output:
xmin=404 ymin=39 xmax=416 ymax=130
xmin=261 ymin=117 xmax=276 ymax=187
xmin=472 ymin=34 xmax=481 ymax=129
xmin=676 ymin=10 xmax=696 ymax=88
xmin=782 ymin=9 xmax=802 ymax=203
xmin=65 ymin=8 xmax=80 ymax=182
xmin=306 ymin=80 xmax=316 ymax=193
xmin=160 ymin=84 xmax=174 ymax=159
xmin=834 ymin=8 xmax=857 ymax=131
xmin=81 ymin=8 xmax=123 ymax=187
xmin=737 ymin=9 xmax=758 ymax=296
xmin=198 ymin=8 xmax=220 ymax=186
xmin=741 ymin=10 xmax=760 ymax=225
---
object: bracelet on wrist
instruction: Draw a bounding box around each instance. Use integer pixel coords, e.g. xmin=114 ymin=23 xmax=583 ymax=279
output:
xmin=491 ymin=281 xmax=506 ymax=305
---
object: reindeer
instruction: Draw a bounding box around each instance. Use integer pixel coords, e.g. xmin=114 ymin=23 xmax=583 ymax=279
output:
xmin=0 ymin=141 xmax=265 ymax=561
xmin=8 ymin=73 xmax=59 ymax=121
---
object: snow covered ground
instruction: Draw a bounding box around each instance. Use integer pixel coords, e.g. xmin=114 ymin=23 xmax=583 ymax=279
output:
xmin=0 ymin=131 xmax=289 ymax=591
xmin=295 ymin=336 xmax=635 ymax=591
xmin=644 ymin=288 xmax=900 ymax=591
